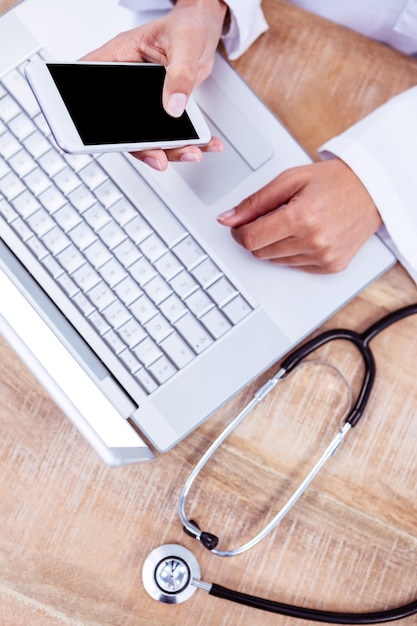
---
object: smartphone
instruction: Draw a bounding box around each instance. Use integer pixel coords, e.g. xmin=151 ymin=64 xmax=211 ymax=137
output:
xmin=24 ymin=61 xmax=212 ymax=154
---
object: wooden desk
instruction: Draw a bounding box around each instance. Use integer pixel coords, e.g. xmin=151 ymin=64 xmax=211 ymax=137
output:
xmin=1 ymin=2 xmax=417 ymax=624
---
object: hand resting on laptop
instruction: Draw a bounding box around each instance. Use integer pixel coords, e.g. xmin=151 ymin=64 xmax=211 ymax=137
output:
xmin=82 ymin=0 xmax=414 ymax=279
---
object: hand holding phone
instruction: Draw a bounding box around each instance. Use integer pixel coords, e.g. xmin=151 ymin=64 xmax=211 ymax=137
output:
xmin=25 ymin=61 xmax=212 ymax=155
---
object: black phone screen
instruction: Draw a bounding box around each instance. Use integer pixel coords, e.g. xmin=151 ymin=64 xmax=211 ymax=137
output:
xmin=47 ymin=63 xmax=199 ymax=146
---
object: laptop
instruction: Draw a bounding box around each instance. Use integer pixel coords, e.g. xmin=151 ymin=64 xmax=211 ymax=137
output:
xmin=0 ymin=0 xmax=395 ymax=465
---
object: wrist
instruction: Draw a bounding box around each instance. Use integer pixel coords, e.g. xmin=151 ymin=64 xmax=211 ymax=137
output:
xmin=173 ymin=0 xmax=229 ymax=30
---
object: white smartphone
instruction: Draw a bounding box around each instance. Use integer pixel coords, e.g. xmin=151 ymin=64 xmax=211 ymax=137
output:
xmin=24 ymin=61 xmax=212 ymax=154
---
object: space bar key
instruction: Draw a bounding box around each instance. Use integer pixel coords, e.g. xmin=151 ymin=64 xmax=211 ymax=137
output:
xmin=97 ymin=152 xmax=187 ymax=247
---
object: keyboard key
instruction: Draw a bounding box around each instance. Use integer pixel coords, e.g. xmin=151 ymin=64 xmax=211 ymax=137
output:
xmin=159 ymin=293 xmax=187 ymax=323
xmin=160 ymin=332 xmax=194 ymax=368
xmin=23 ymin=130 xmax=50 ymax=159
xmin=102 ymin=328 xmax=125 ymax=354
xmin=118 ymin=318 xmax=147 ymax=348
xmin=192 ymin=257 xmax=222 ymax=288
xmin=0 ymin=130 xmax=21 ymax=159
xmin=222 ymin=295 xmax=252 ymax=324
xmin=68 ymin=186 xmax=96 ymax=213
xmin=94 ymin=179 xmax=122 ymax=208
xmin=12 ymin=189 xmax=40 ymax=217
xmin=129 ymin=256 xmax=157 ymax=287
xmin=101 ymin=300 xmax=131 ymax=330
xmin=174 ymin=313 xmax=213 ymax=353
xmin=97 ymin=258 xmax=127 ymax=287
xmin=144 ymin=313 xmax=173 ymax=342
xmin=207 ymin=276 xmax=238 ymax=307
xmin=134 ymin=367 xmax=158 ymax=394
xmin=154 ymin=250 xmax=182 ymax=281
xmin=79 ymin=161 xmax=107 ymax=190
xmin=56 ymin=273 xmax=79 ymax=297
xmin=53 ymin=166 xmax=81 ymax=195
xmin=98 ymin=220 xmax=126 ymax=249
xmin=139 ymin=232 xmax=167 ymax=262
xmin=72 ymin=262 xmax=101 ymax=292
xmin=112 ymin=238 xmax=141 ymax=268
xmin=54 ymin=204 xmax=82 ymax=231
xmin=129 ymin=294 xmax=157 ymax=325
xmin=143 ymin=275 xmax=172 ymax=305
xmin=56 ymin=244 xmax=85 ymax=273
xmin=38 ymin=186 xmax=67 ymax=213
xmin=25 ymin=235 xmax=48 ymax=260
xmin=83 ymin=204 xmax=111 ymax=231
xmin=0 ymin=155 xmax=10 ymax=178
xmin=26 ymin=208 xmax=55 ymax=236
xmin=8 ymin=112 xmax=35 ymax=141
xmin=0 ymin=195 xmax=18 ymax=222
xmin=200 ymin=307 xmax=231 ymax=338
xmin=87 ymin=282 xmax=116 ymax=311
xmin=0 ymin=171 xmax=25 ymax=200
xmin=83 ymin=239 xmax=112 ymax=269
xmin=41 ymin=226 xmax=71 ymax=256
xmin=119 ymin=348 xmax=142 ymax=374
xmin=88 ymin=310 xmax=111 ymax=335
xmin=9 ymin=148 xmax=36 ymax=177
xmin=38 ymin=149 xmax=66 ymax=177
xmin=2 ymin=68 xmax=40 ymax=117
xmin=124 ymin=214 xmax=153 ymax=244
xmin=68 ymin=222 xmax=97 ymax=251
xmin=0 ymin=95 xmax=20 ymax=123
xmin=114 ymin=276 xmax=143 ymax=306
xmin=173 ymin=236 xmax=206 ymax=269
xmin=133 ymin=336 xmax=163 ymax=367
xmin=170 ymin=270 xmax=198 ymax=299
xmin=148 ymin=355 xmax=177 ymax=384
xmin=184 ymin=288 xmax=214 ymax=318
xmin=109 ymin=197 xmax=137 ymax=226
xmin=24 ymin=166 xmax=51 ymax=196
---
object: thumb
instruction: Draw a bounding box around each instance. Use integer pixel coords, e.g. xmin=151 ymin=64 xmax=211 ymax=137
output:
xmin=162 ymin=46 xmax=201 ymax=117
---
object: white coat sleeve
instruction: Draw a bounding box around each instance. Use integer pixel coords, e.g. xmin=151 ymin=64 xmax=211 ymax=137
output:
xmin=318 ymin=85 xmax=417 ymax=284
xmin=118 ymin=0 xmax=268 ymax=60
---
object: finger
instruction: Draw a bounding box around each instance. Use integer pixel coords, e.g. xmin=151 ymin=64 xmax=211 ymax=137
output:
xmin=269 ymin=257 xmax=330 ymax=274
xmin=216 ymin=166 xmax=309 ymax=226
xmin=163 ymin=56 xmax=202 ymax=117
xmin=80 ymin=30 xmax=149 ymax=63
xmin=130 ymin=136 xmax=223 ymax=170
xmin=229 ymin=204 xmax=298 ymax=251
xmin=129 ymin=148 xmax=169 ymax=172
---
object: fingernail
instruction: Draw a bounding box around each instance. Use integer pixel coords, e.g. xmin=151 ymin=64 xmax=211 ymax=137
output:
xmin=180 ymin=152 xmax=202 ymax=163
xmin=144 ymin=157 xmax=163 ymax=171
xmin=167 ymin=93 xmax=187 ymax=117
xmin=217 ymin=208 xmax=236 ymax=221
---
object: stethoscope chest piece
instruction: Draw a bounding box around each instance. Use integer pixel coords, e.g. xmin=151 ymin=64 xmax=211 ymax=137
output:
xmin=142 ymin=544 xmax=201 ymax=604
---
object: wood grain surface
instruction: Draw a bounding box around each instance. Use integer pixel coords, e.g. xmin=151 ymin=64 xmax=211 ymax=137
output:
xmin=0 ymin=0 xmax=21 ymax=15
xmin=1 ymin=1 xmax=417 ymax=625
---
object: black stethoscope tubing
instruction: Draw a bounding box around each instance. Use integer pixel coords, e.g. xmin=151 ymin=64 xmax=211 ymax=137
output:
xmin=181 ymin=303 xmax=417 ymax=623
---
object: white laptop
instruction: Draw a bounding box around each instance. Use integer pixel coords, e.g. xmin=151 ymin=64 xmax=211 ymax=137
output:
xmin=0 ymin=0 xmax=395 ymax=465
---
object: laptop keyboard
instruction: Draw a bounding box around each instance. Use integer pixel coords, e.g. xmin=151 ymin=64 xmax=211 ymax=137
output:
xmin=0 ymin=52 xmax=253 ymax=394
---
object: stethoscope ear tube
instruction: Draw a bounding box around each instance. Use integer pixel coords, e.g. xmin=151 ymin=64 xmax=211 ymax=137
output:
xmin=280 ymin=328 xmax=376 ymax=427
xmin=145 ymin=304 xmax=417 ymax=622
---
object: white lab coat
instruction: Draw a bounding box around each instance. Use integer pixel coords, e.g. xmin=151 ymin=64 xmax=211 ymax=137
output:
xmin=121 ymin=0 xmax=417 ymax=283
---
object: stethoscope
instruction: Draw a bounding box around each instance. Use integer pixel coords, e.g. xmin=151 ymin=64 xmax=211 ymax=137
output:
xmin=142 ymin=303 xmax=417 ymax=623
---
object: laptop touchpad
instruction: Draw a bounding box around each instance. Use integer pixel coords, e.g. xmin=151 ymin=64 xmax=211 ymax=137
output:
xmin=170 ymin=76 xmax=274 ymax=205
